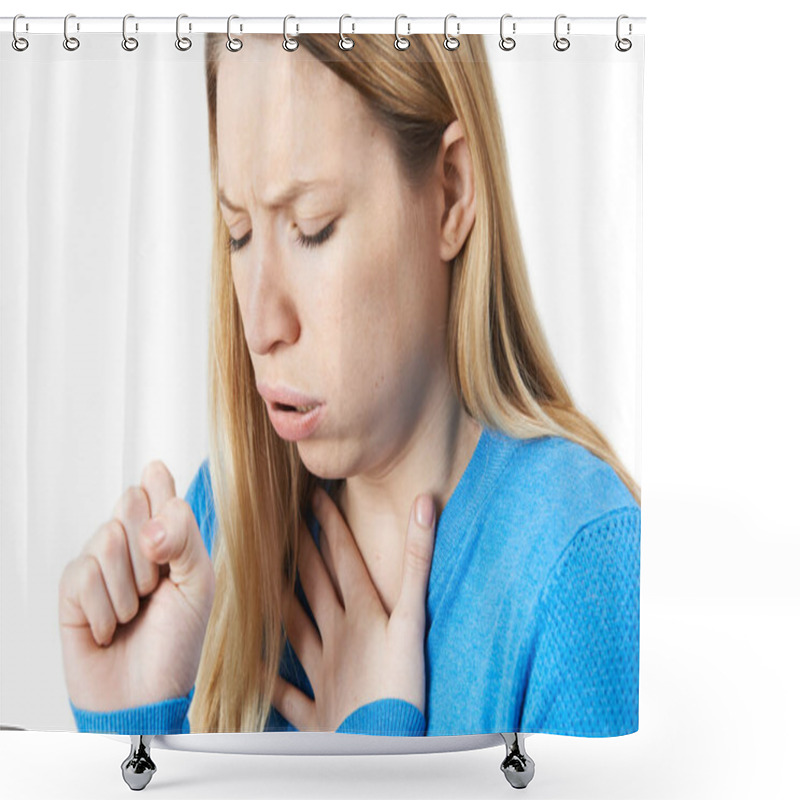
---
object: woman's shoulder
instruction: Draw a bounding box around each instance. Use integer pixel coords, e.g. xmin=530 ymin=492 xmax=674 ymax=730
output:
xmin=480 ymin=430 xmax=639 ymax=572
xmin=493 ymin=430 xmax=638 ymax=515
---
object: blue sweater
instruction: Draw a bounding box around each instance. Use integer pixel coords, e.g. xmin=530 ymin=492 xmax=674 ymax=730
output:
xmin=70 ymin=426 xmax=640 ymax=737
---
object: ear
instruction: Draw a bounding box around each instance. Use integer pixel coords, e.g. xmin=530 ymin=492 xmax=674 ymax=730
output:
xmin=437 ymin=120 xmax=476 ymax=263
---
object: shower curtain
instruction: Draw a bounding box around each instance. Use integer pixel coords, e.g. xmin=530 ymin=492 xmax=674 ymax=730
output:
xmin=0 ymin=17 xmax=644 ymax=737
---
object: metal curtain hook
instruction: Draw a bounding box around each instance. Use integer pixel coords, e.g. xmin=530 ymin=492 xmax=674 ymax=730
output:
xmin=12 ymin=14 xmax=29 ymax=51
xmin=122 ymin=14 xmax=139 ymax=51
xmin=615 ymin=14 xmax=632 ymax=51
xmin=443 ymin=13 xmax=460 ymax=50
xmin=176 ymin=13 xmax=192 ymax=51
xmin=339 ymin=14 xmax=354 ymax=50
xmin=227 ymin=15 xmax=243 ymax=51
xmin=553 ymin=14 xmax=570 ymax=51
xmin=63 ymin=13 xmax=80 ymax=51
xmin=394 ymin=14 xmax=410 ymax=50
xmin=283 ymin=15 xmax=298 ymax=51
xmin=499 ymin=14 xmax=516 ymax=51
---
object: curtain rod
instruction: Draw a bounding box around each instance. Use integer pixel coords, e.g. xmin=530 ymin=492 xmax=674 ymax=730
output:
xmin=1 ymin=16 xmax=646 ymax=36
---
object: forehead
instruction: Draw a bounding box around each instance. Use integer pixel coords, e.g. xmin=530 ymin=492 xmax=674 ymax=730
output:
xmin=215 ymin=39 xmax=381 ymax=192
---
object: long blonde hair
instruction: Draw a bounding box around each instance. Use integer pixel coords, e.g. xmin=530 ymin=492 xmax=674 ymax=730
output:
xmin=190 ymin=33 xmax=641 ymax=732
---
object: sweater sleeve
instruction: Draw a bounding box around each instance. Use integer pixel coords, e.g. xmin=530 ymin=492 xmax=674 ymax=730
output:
xmin=69 ymin=688 xmax=193 ymax=734
xmin=519 ymin=507 xmax=640 ymax=737
xmin=70 ymin=692 xmax=425 ymax=735
xmin=69 ymin=462 xmax=211 ymax=734
xmin=335 ymin=698 xmax=427 ymax=736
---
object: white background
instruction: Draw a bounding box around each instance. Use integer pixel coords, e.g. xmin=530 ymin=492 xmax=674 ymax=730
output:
xmin=1 ymin=1 xmax=798 ymax=799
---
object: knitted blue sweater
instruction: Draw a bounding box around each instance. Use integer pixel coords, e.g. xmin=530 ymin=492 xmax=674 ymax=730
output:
xmin=70 ymin=426 xmax=640 ymax=737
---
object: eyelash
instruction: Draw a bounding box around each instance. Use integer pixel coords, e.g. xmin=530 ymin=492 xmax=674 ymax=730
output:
xmin=227 ymin=221 xmax=336 ymax=254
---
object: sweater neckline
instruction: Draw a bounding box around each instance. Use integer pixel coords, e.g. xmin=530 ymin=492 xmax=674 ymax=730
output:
xmin=429 ymin=424 xmax=519 ymax=587
xmin=312 ymin=424 xmax=518 ymax=587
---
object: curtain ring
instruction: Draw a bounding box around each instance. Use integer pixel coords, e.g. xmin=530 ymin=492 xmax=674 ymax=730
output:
xmin=394 ymin=15 xmax=410 ymax=50
xmin=443 ymin=14 xmax=460 ymax=50
xmin=499 ymin=14 xmax=515 ymax=51
xmin=339 ymin=14 xmax=354 ymax=50
xmin=12 ymin=14 xmax=29 ymax=52
xmin=175 ymin=14 xmax=192 ymax=51
xmin=283 ymin=15 xmax=298 ymax=51
xmin=553 ymin=14 xmax=570 ymax=51
xmin=615 ymin=14 xmax=632 ymax=52
xmin=63 ymin=13 xmax=80 ymax=51
xmin=121 ymin=14 xmax=138 ymax=51
xmin=227 ymin=15 xmax=243 ymax=52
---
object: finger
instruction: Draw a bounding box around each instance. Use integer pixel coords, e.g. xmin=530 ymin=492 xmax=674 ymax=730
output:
xmin=282 ymin=584 xmax=322 ymax=691
xmin=141 ymin=496 xmax=213 ymax=609
xmin=140 ymin=459 xmax=178 ymax=577
xmin=393 ymin=494 xmax=436 ymax=629
xmin=112 ymin=485 xmax=159 ymax=597
xmin=139 ymin=459 xmax=177 ymax=516
xmin=80 ymin=518 xmax=140 ymax=627
xmin=311 ymin=486 xmax=380 ymax=613
xmin=296 ymin=518 xmax=341 ymax=635
xmin=58 ymin=553 xmax=118 ymax=647
xmin=271 ymin=675 xmax=317 ymax=732
xmin=316 ymin=519 xmax=344 ymax=607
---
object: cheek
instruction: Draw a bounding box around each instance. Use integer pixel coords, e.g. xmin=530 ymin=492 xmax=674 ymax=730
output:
xmin=230 ymin=254 xmax=251 ymax=301
xmin=333 ymin=222 xmax=436 ymax=411
xmin=230 ymin=263 xmax=253 ymax=335
xmin=335 ymin=263 xmax=397 ymax=403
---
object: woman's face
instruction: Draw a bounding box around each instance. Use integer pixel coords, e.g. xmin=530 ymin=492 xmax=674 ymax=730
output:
xmin=215 ymin=40 xmax=452 ymax=480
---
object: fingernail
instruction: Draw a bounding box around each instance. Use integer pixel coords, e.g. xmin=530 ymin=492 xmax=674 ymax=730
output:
xmin=415 ymin=496 xmax=435 ymax=528
xmin=145 ymin=520 xmax=165 ymax=545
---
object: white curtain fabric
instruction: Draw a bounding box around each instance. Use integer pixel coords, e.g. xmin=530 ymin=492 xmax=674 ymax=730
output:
xmin=0 ymin=32 xmax=643 ymax=730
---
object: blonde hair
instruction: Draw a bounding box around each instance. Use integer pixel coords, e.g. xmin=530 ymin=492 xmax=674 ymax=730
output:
xmin=190 ymin=33 xmax=641 ymax=733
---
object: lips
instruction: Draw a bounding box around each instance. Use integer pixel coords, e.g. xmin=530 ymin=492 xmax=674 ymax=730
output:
xmin=257 ymin=382 xmax=325 ymax=441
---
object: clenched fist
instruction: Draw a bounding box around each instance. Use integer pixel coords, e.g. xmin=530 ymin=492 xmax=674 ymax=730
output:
xmin=59 ymin=460 xmax=215 ymax=712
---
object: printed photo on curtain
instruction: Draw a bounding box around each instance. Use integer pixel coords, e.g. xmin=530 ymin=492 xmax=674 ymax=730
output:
xmin=0 ymin=24 xmax=644 ymax=746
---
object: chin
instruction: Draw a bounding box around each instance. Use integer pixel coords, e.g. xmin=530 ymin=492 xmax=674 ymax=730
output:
xmin=295 ymin=438 xmax=351 ymax=480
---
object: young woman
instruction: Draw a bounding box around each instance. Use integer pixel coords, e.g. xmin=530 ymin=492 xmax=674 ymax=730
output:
xmin=62 ymin=32 xmax=640 ymax=737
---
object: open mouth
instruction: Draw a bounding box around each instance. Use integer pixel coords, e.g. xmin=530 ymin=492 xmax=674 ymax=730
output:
xmin=274 ymin=402 xmax=320 ymax=414
xmin=265 ymin=398 xmax=324 ymax=441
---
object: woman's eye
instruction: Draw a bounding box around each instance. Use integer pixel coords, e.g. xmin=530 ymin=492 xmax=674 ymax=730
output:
xmin=228 ymin=231 xmax=250 ymax=253
xmin=227 ymin=221 xmax=336 ymax=254
xmin=296 ymin=221 xmax=336 ymax=249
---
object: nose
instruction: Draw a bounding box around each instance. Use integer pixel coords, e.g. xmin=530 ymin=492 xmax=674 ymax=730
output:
xmin=237 ymin=230 xmax=301 ymax=356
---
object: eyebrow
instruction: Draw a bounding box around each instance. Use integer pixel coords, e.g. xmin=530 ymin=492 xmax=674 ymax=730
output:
xmin=218 ymin=179 xmax=334 ymax=213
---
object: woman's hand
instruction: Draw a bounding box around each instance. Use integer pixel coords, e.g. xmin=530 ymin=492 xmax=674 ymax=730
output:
xmin=58 ymin=460 xmax=215 ymax=712
xmin=273 ymin=486 xmax=436 ymax=732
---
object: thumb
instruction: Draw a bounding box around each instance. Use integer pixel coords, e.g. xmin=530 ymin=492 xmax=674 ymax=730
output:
xmin=394 ymin=494 xmax=436 ymax=624
xmin=140 ymin=497 xmax=213 ymax=604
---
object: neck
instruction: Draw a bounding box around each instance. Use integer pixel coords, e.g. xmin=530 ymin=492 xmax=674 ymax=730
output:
xmin=337 ymin=386 xmax=483 ymax=617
